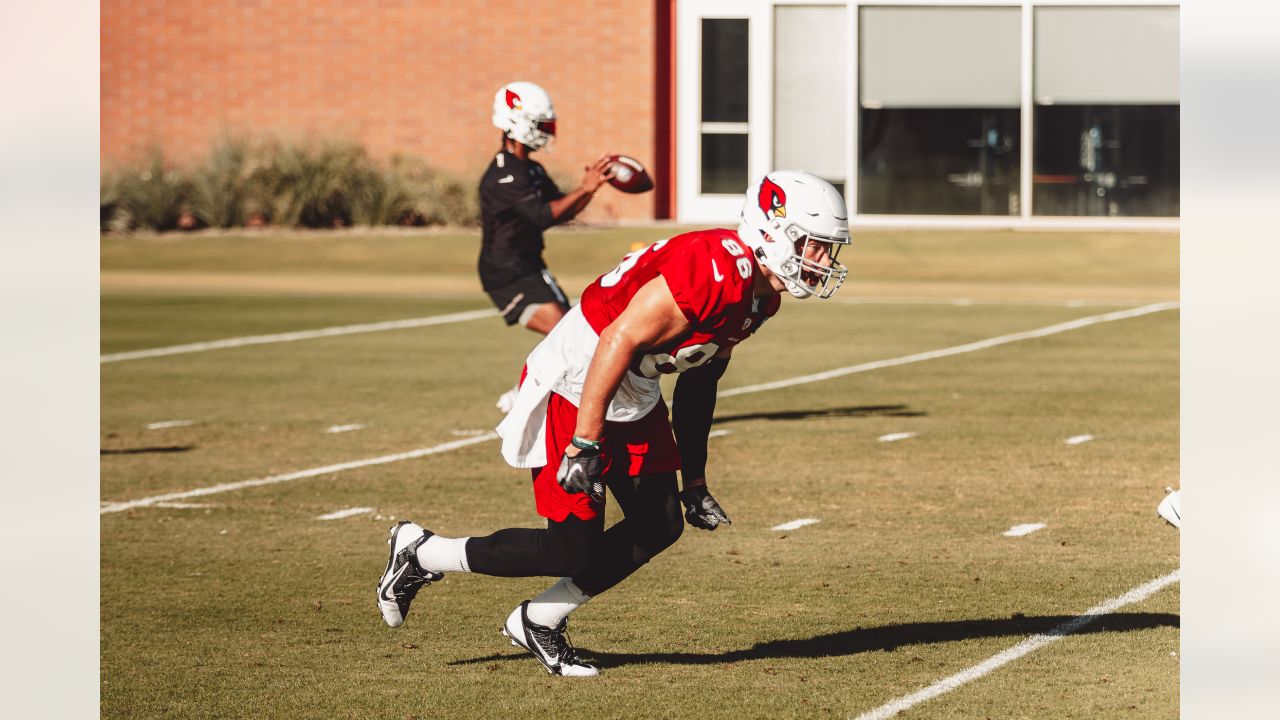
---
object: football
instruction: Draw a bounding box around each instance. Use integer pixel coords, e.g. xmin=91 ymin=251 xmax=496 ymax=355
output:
xmin=606 ymin=154 xmax=655 ymax=194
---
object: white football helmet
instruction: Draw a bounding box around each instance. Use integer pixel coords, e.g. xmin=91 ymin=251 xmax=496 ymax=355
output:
xmin=738 ymin=171 xmax=851 ymax=299
xmin=492 ymin=81 xmax=557 ymax=151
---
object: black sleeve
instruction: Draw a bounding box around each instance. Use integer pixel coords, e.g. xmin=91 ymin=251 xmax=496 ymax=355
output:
xmin=671 ymin=357 xmax=730 ymax=483
xmin=482 ymin=172 xmax=555 ymax=230
xmin=541 ymin=174 xmax=566 ymax=202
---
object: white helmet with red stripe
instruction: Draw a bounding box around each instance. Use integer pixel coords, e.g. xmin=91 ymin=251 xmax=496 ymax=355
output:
xmin=492 ymin=81 xmax=557 ymax=151
xmin=738 ymin=171 xmax=851 ymax=299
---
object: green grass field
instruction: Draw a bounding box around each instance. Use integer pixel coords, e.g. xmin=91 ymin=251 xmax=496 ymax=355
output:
xmin=101 ymin=226 xmax=1179 ymax=719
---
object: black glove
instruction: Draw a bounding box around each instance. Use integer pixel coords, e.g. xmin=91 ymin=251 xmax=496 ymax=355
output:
xmin=680 ymin=486 xmax=732 ymax=531
xmin=556 ymin=447 xmax=606 ymax=502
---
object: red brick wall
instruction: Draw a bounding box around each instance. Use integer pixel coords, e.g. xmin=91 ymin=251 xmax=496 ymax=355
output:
xmin=102 ymin=0 xmax=659 ymax=222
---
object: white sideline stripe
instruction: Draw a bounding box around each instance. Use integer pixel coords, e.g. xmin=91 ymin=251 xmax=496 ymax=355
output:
xmin=147 ymin=419 xmax=194 ymax=429
xmin=719 ymin=302 xmax=1179 ymax=398
xmin=851 ymin=569 xmax=1181 ymax=720
xmin=100 ymin=308 xmax=498 ymax=363
xmin=707 ymin=429 xmax=732 ymax=439
xmin=100 ymin=305 xmax=1174 ymax=514
xmin=325 ymin=424 xmax=366 ymax=434
xmin=153 ymin=502 xmax=218 ymax=509
xmin=772 ymin=518 xmax=820 ymax=531
xmin=878 ymin=432 xmax=916 ymax=443
xmin=1065 ymin=434 xmax=1095 ymax=445
xmin=1003 ymin=522 xmax=1047 ymax=537
xmin=317 ymin=507 xmax=374 ymax=521
xmin=99 ymin=433 xmax=498 ymax=514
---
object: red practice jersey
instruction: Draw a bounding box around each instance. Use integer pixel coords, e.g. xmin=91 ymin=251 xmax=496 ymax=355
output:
xmin=579 ymin=228 xmax=782 ymax=378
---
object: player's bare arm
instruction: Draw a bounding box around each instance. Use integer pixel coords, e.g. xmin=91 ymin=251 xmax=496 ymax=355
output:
xmin=571 ymin=275 xmax=692 ymax=447
xmin=547 ymin=154 xmax=616 ymax=224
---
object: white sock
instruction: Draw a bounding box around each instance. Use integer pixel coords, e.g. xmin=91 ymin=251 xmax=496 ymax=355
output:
xmin=525 ymin=577 xmax=591 ymax=628
xmin=416 ymin=535 xmax=471 ymax=574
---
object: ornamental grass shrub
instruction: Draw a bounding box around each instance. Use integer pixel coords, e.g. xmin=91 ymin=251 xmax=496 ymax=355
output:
xmin=101 ymin=137 xmax=478 ymax=232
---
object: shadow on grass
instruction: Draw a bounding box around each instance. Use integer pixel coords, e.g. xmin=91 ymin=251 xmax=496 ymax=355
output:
xmin=710 ymin=404 xmax=926 ymax=426
xmin=100 ymin=445 xmax=195 ymax=456
xmin=449 ymin=612 xmax=1178 ymax=669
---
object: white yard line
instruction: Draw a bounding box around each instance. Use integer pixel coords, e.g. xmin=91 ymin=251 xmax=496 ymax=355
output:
xmin=772 ymin=518 xmax=821 ymax=531
xmin=100 ymin=308 xmax=497 ymax=363
xmin=101 ymin=305 xmax=1175 ymax=514
xmin=153 ymin=502 xmax=218 ymax=509
xmin=1064 ymin=434 xmax=1095 ymax=445
xmin=878 ymin=432 xmax=916 ymax=443
xmin=719 ymin=302 xmax=1178 ymax=398
xmin=146 ymin=419 xmax=195 ymax=430
xmin=852 ymin=570 xmax=1180 ymax=720
xmin=1003 ymin=522 xmax=1047 ymax=537
xmin=325 ymin=424 xmax=366 ymax=434
xmin=317 ymin=507 xmax=374 ymax=521
xmin=99 ymin=433 xmax=497 ymax=514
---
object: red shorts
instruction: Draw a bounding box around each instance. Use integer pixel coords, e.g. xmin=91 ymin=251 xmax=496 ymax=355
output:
xmin=532 ymin=391 xmax=681 ymax=523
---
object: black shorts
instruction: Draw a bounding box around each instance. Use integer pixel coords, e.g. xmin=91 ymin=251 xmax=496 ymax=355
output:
xmin=485 ymin=270 xmax=570 ymax=326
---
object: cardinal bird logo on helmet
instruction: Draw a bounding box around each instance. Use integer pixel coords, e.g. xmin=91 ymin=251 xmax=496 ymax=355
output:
xmin=758 ymin=177 xmax=787 ymax=221
xmin=505 ymin=89 xmax=523 ymax=110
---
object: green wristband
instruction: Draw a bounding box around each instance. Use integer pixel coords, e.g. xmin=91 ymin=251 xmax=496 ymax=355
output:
xmin=571 ymin=436 xmax=603 ymax=452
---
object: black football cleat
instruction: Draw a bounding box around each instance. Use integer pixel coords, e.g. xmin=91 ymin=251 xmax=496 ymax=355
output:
xmin=500 ymin=600 xmax=599 ymax=677
xmin=376 ymin=521 xmax=442 ymax=628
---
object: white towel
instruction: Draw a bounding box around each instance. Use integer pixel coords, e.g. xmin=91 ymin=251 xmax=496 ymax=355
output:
xmin=495 ymin=367 xmax=556 ymax=468
xmin=495 ymin=306 xmax=663 ymax=468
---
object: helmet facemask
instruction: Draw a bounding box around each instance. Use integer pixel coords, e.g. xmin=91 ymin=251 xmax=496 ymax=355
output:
xmin=509 ymin=114 xmax=556 ymax=151
xmin=752 ymin=224 xmax=849 ymax=299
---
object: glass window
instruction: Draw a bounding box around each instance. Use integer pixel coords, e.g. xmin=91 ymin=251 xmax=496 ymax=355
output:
xmin=701 ymin=19 xmax=749 ymax=123
xmin=1033 ymin=7 xmax=1179 ymax=217
xmin=860 ymin=109 xmax=1020 ymax=215
xmin=700 ymin=18 xmax=749 ymax=194
xmin=1034 ymin=7 xmax=1179 ymax=105
xmin=861 ymin=7 xmax=1021 ymax=108
xmin=858 ymin=7 xmax=1021 ymax=215
xmin=774 ymin=5 xmax=847 ymax=188
xmin=1033 ymin=105 xmax=1179 ymax=217
xmin=701 ymin=134 xmax=749 ymax=195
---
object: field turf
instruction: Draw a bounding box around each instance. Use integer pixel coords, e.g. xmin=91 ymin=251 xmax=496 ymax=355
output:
xmin=101 ymin=226 xmax=1179 ymax=719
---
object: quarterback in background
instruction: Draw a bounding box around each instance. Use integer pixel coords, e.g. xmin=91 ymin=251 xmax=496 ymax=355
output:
xmin=480 ymin=81 xmax=618 ymax=412
xmin=378 ymin=171 xmax=852 ymax=676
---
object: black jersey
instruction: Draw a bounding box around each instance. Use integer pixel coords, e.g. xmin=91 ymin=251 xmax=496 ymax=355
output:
xmin=478 ymin=150 xmax=566 ymax=291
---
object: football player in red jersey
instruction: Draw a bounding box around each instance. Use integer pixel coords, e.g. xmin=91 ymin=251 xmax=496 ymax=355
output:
xmin=377 ymin=171 xmax=851 ymax=676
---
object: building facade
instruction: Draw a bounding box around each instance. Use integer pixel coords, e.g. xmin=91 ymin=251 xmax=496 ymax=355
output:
xmin=102 ymin=0 xmax=1179 ymax=227
xmin=679 ymin=0 xmax=1179 ymax=228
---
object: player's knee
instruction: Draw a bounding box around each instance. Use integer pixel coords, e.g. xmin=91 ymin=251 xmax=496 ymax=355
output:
xmin=637 ymin=503 xmax=684 ymax=556
xmin=521 ymin=302 xmax=566 ymax=335
xmin=659 ymin=505 xmax=684 ymax=549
